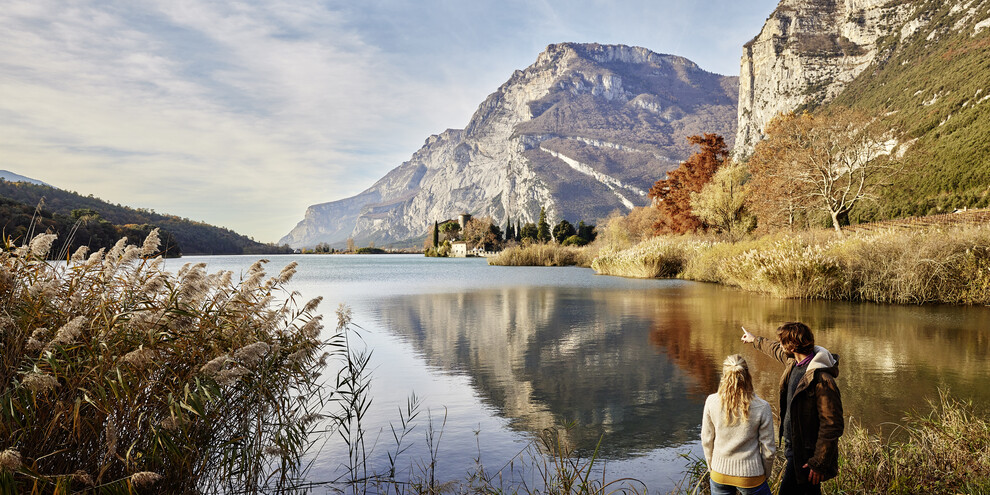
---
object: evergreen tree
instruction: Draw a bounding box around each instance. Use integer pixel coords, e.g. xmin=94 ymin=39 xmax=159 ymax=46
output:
xmin=537 ymin=207 xmax=551 ymax=243
xmin=520 ymin=222 xmax=538 ymax=241
xmin=577 ymin=221 xmax=597 ymax=242
xmin=552 ymin=220 xmax=576 ymax=243
xmin=433 ymin=220 xmax=440 ymax=248
xmin=504 ymin=218 xmax=511 ymax=242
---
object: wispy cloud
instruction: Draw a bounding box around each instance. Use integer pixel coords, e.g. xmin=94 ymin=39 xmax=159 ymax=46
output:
xmin=0 ymin=0 xmax=778 ymax=242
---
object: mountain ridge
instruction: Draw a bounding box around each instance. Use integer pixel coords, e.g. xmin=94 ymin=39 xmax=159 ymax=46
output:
xmin=282 ymin=42 xmax=738 ymax=248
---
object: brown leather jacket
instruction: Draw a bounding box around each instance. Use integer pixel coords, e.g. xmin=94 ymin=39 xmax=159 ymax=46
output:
xmin=753 ymin=337 xmax=844 ymax=483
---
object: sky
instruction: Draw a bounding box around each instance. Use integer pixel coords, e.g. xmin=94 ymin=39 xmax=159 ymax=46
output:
xmin=0 ymin=0 xmax=780 ymax=243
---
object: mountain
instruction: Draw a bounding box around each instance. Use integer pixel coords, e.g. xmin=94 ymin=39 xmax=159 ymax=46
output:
xmin=282 ymin=43 xmax=738 ymax=248
xmin=0 ymin=170 xmax=48 ymax=187
xmin=0 ymin=180 xmax=292 ymax=256
xmin=736 ymin=0 xmax=990 ymax=219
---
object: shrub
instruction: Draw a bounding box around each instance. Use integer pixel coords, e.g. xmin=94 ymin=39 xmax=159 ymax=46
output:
xmin=355 ymin=247 xmax=386 ymax=254
xmin=562 ymin=235 xmax=589 ymax=247
xmin=0 ymin=231 xmax=330 ymax=493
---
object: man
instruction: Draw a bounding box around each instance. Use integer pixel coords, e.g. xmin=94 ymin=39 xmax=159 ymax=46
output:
xmin=741 ymin=322 xmax=843 ymax=495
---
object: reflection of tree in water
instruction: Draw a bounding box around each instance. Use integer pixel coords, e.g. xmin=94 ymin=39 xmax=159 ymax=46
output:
xmin=648 ymin=313 xmax=720 ymax=401
xmin=377 ymin=288 xmax=708 ymax=458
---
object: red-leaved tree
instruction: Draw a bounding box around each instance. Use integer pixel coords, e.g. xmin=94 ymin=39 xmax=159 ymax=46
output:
xmin=648 ymin=133 xmax=729 ymax=234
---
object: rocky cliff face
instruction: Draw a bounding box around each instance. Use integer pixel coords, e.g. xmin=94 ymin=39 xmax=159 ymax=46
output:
xmin=281 ymin=43 xmax=738 ymax=248
xmin=735 ymin=0 xmax=917 ymax=156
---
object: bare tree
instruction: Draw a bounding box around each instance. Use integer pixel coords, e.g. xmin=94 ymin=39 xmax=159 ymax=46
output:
xmin=462 ymin=216 xmax=500 ymax=250
xmin=748 ymin=110 xmax=900 ymax=234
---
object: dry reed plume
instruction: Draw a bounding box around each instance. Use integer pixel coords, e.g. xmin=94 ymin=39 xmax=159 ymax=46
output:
xmin=0 ymin=230 xmax=333 ymax=493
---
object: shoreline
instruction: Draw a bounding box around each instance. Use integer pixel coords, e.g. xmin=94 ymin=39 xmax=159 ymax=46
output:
xmin=492 ymin=223 xmax=990 ymax=306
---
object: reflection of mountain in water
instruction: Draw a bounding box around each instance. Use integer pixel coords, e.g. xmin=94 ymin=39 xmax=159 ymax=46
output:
xmin=374 ymin=287 xmax=715 ymax=457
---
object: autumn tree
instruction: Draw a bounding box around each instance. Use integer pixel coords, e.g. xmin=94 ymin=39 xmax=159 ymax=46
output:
xmin=747 ymin=110 xmax=899 ymax=233
xmin=746 ymin=115 xmax=815 ymax=232
xmin=463 ymin=216 xmax=502 ymax=250
xmin=648 ymin=134 xmax=729 ymax=235
xmin=690 ymin=160 xmax=754 ymax=238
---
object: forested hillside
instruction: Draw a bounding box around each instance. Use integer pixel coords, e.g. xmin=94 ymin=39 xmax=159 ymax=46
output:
xmin=0 ymin=180 xmax=292 ymax=256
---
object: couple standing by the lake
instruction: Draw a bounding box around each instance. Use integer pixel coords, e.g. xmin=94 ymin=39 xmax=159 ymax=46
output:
xmin=701 ymin=322 xmax=843 ymax=495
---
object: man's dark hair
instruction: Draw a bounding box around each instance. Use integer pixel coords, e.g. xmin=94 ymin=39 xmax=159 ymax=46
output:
xmin=776 ymin=321 xmax=815 ymax=356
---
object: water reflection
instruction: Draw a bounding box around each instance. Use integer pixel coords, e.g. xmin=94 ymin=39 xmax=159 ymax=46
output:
xmin=377 ymin=287 xmax=705 ymax=457
xmin=375 ymin=282 xmax=990 ymax=458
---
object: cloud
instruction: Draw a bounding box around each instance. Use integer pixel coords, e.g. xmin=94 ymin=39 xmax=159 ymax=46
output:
xmin=0 ymin=0 xmax=778 ymax=242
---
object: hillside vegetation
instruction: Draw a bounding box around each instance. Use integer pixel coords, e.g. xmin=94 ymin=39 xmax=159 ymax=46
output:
xmin=0 ymin=181 xmax=291 ymax=256
xmin=826 ymin=0 xmax=990 ymax=220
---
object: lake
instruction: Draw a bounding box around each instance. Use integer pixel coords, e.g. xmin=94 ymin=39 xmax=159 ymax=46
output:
xmin=178 ymin=254 xmax=990 ymax=492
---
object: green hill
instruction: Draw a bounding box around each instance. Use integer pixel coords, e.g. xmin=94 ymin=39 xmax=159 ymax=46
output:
xmin=826 ymin=0 xmax=990 ymax=221
xmin=0 ymin=180 xmax=292 ymax=256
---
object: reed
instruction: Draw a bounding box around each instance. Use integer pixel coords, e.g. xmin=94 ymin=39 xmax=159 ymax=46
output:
xmin=591 ymin=236 xmax=710 ymax=279
xmin=0 ymin=231 xmax=333 ymax=493
xmin=591 ymin=224 xmax=990 ymax=305
xmin=488 ymin=243 xmax=594 ymax=267
xmin=832 ymin=390 xmax=990 ymax=494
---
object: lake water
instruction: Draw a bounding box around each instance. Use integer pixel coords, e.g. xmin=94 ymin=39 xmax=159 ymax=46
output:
xmin=178 ymin=254 xmax=990 ymax=492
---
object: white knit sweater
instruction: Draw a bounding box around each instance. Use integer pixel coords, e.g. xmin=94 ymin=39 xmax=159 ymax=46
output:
xmin=701 ymin=393 xmax=776 ymax=478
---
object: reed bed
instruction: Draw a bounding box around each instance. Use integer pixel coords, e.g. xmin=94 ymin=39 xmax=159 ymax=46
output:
xmin=487 ymin=243 xmax=594 ymax=267
xmin=591 ymin=237 xmax=711 ymax=279
xmin=834 ymin=390 xmax=990 ymax=494
xmin=0 ymin=231 xmax=334 ymax=493
xmin=590 ymin=225 xmax=990 ymax=305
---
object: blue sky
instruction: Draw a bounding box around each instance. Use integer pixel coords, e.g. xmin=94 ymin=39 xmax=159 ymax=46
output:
xmin=1 ymin=0 xmax=779 ymax=243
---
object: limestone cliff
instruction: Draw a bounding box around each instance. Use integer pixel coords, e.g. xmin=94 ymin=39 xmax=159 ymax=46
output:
xmin=735 ymin=0 xmax=916 ymax=156
xmin=281 ymin=43 xmax=738 ymax=248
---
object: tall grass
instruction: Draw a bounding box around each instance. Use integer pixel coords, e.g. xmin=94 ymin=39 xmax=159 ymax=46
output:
xmin=591 ymin=225 xmax=990 ymax=305
xmin=0 ymin=231 xmax=333 ymax=493
xmin=834 ymin=390 xmax=990 ymax=494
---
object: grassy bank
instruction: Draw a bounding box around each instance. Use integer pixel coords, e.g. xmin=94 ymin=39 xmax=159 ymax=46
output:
xmin=487 ymin=243 xmax=597 ymax=267
xmin=591 ymin=224 xmax=990 ymax=305
xmin=676 ymin=390 xmax=990 ymax=494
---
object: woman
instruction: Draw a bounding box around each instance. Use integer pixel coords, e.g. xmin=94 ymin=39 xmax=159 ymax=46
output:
xmin=702 ymin=354 xmax=776 ymax=495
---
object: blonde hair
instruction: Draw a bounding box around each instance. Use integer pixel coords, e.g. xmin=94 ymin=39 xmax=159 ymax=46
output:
xmin=718 ymin=354 xmax=754 ymax=425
